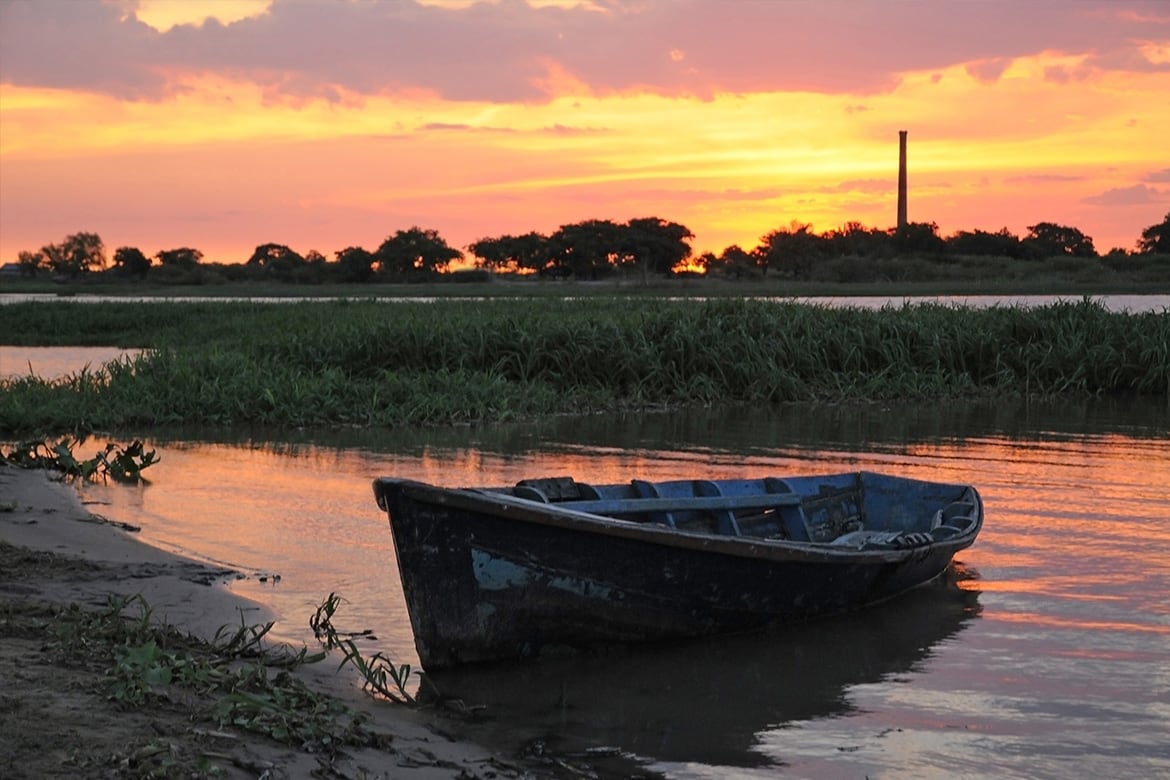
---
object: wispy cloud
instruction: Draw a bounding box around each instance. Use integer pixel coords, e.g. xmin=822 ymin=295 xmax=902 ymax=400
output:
xmin=2 ymin=0 xmax=1167 ymax=102
xmin=1083 ymin=184 xmax=1167 ymax=206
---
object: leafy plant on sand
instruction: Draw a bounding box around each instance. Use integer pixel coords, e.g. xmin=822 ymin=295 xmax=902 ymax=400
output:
xmin=1 ymin=438 xmax=159 ymax=483
xmin=41 ymin=593 xmax=390 ymax=762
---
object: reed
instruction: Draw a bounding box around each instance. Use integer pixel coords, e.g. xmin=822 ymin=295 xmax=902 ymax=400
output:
xmin=2 ymin=298 xmax=1166 ymax=433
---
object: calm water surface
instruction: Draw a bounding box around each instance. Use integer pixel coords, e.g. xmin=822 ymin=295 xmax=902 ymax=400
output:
xmin=47 ymin=397 xmax=1170 ymax=780
xmin=0 ymin=345 xmax=142 ymax=380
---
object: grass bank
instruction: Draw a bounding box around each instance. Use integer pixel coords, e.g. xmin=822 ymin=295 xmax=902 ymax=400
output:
xmin=2 ymin=298 xmax=1167 ymax=434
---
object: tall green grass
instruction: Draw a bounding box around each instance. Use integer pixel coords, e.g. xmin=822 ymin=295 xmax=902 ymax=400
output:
xmin=2 ymin=298 xmax=1166 ymax=433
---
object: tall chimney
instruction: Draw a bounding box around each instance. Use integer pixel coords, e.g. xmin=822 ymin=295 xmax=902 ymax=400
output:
xmin=897 ymin=130 xmax=908 ymax=230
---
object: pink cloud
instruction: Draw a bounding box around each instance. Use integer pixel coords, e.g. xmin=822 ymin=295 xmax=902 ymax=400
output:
xmin=965 ymin=58 xmax=1013 ymax=84
xmin=1006 ymin=174 xmax=1085 ymax=184
xmin=823 ymin=179 xmax=891 ymax=194
xmin=1 ymin=0 xmax=1167 ymax=102
xmin=1083 ymin=184 xmax=1167 ymax=206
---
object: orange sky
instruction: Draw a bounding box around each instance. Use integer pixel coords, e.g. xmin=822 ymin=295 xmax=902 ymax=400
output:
xmin=1 ymin=0 xmax=1168 ymax=266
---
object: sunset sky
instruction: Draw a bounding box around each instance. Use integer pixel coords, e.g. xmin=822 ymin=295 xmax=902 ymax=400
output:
xmin=1 ymin=0 xmax=1168 ymax=267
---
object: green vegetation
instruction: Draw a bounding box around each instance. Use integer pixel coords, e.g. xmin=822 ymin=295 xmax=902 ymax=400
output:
xmin=1 ymin=297 xmax=1166 ymax=435
xmin=1 ymin=438 xmax=159 ymax=482
xmin=311 ymin=592 xmax=417 ymax=705
xmin=0 ymin=583 xmax=396 ymax=777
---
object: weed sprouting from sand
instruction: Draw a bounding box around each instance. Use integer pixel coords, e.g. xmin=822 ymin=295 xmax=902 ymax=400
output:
xmin=312 ymin=591 xmax=417 ymax=705
xmin=38 ymin=593 xmax=389 ymax=757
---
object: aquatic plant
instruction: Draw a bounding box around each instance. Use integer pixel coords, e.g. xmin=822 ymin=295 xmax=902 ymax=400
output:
xmin=0 ymin=438 xmax=158 ymax=482
xmin=1 ymin=297 xmax=1166 ymax=433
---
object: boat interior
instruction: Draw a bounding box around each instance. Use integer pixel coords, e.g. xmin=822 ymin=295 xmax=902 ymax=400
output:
xmin=504 ymin=473 xmax=979 ymax=547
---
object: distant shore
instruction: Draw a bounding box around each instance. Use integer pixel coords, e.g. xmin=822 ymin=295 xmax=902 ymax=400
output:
xmin=3 ymin=272 xmax=1168 ymax=300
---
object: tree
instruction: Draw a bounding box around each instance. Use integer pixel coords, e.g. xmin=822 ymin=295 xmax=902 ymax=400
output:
xmin=41 ymin=232 xmax=106 ymax=277
xmin=946 ymin=228 xmax=1022 ymax=258
xmin=155 ymin=247 xmax=203 ymax=270
xmin=376 ymin=227 xmax=462 ymax=276
xmin=891 ymin=221 xmax=946 ymax=255
xmin=335 ymin=246 xmax=376 ymax=282
xmin=17 ymin=250 xmax=43 ymax=277
xmin=469 ymin=232 xmax=551 ymax=273
xmin=1136 ymin=211 xmax=1170 ymax=254
xmin=547 ymin=220 xmax=624 ymax=279
xmin=1024 ymin=222 xmax=1096 ymax=258
xmin=701 ymin=245 xmax=757 ymax=279
xmin=621 ymin=217 xmax=694 ymax=281
xmin=113 ymin=246 xmax=152 ymax=278
xmin=247 ymin=243 xmax=306 ymax=275
xmin=824 ymin=221 xmax=891 ymax=257
xmin=757 ymin=222 xmax=827 ymax=278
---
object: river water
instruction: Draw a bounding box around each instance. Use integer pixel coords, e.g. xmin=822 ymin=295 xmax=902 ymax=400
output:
xmin=1 ymin=292 xmax=1169 ymax=312
xmin=14 ymin=392 xmax=1163 ymax=779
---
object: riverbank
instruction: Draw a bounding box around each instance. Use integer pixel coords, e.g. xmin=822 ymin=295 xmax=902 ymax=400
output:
xmin=0 ymin=464 xmax=633 ymax=779
xmin=3 ymin=266 xmax=1169 ymax=301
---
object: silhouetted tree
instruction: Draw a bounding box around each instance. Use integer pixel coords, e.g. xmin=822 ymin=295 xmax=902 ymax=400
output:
xmin=757 ymin=222 xmax=827 ymax=277
xmin=1024 ymin=222 xmax=1096 ymax=258
xmin=40 ymin=232 xmax=106 ymax=277
xmin=541 ymin=221 xmax=616 ymax=278
xmin=469 ymin=232 xmax=551 ymax=273
xmin=891 ymin=222 xmax=945 ymax=255
xmin=620 ymin=217 xmax=694 ymax=281
xmin=335 ymin=246 xmax=376 ymax=282
xmin=113 ymin=246 xmax=152 ymax=278
xmin=946 ymin=228 xmax=1023 ymax=258
xmin=156 ymin=247 xmax=203 ymax=270
xmin=17 ymin=250 xmax=43 ymax=277
xmin=376 ymin=227 xmax=462 ymax=276
xmin=703 ymin=245 xmax=757 ymax=279
xmin=824 ymin=222 xmax=890 ymax=257
xmin=247 ymin=243 xmax=306 ymax=276
xmin=1136 ymin=211 xmax=1170 ymax=254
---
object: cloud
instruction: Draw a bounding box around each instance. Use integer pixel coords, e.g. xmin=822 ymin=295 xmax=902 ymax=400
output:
xmin=539 ymin=124 xmax=609 ymax=136
xmin=965 ymin=58 xmax=1013 ymax=84
xmin=1005 ymin=173 xmax=1084 ymax=184
xmin=1083 ymin=184 xmax=1167 ymax=206
xmin=1144 ymin=168 xmax=1170 ymax=183
xmin=416 ymin=122 xmax=517 ymax=134
xmin=823 ymin=179 xmax=890 ymax=194
xmin=1 ymin=0 xmax=1167 ymax=103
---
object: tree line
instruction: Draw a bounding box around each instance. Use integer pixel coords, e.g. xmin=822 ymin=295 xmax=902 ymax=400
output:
xmin=10 ymin=212 xmax=1170 ymax=284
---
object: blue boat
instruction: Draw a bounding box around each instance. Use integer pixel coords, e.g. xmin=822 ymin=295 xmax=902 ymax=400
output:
xmin=372 ymin=471 xmax=983 ymax=669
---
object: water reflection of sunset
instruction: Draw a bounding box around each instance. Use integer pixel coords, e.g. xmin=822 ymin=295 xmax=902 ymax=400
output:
xmin=66 ymin=416 xmax=1169 ymax=658
xmin=47 ymin=398 xmax=1170 ymax=779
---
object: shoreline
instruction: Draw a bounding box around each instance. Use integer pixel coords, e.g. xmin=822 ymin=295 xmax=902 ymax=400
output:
xmin=0 ymin=464 xmax=603 ymax=779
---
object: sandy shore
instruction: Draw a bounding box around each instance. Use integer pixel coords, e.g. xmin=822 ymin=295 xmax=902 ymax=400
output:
xmin=0 ymin=464 xmax=599 ymax=779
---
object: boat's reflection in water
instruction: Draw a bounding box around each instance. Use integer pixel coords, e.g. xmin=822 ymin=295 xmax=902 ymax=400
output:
xmin=427 ymin=564 xmax=981 ymax=768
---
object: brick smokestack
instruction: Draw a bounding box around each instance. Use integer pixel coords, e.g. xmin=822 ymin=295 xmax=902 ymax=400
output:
xmin=897 ymin=130 xmax=908 ymax=230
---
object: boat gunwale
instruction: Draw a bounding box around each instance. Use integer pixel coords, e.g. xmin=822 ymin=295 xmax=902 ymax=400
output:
xmin=373 ymin=476 xmax=983 ymax=564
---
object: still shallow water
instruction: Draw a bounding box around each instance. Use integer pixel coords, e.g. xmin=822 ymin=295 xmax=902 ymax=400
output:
xmin=48 ymin=397 xmax=1170 ymax=779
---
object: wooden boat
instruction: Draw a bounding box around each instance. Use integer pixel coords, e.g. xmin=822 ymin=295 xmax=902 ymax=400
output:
xmin=372 ymin=471 xmax=982 ymax=670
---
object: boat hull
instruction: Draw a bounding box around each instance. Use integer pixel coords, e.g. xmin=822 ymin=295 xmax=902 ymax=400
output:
xmin=374 ymin=473 xmax=981 ymax=669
